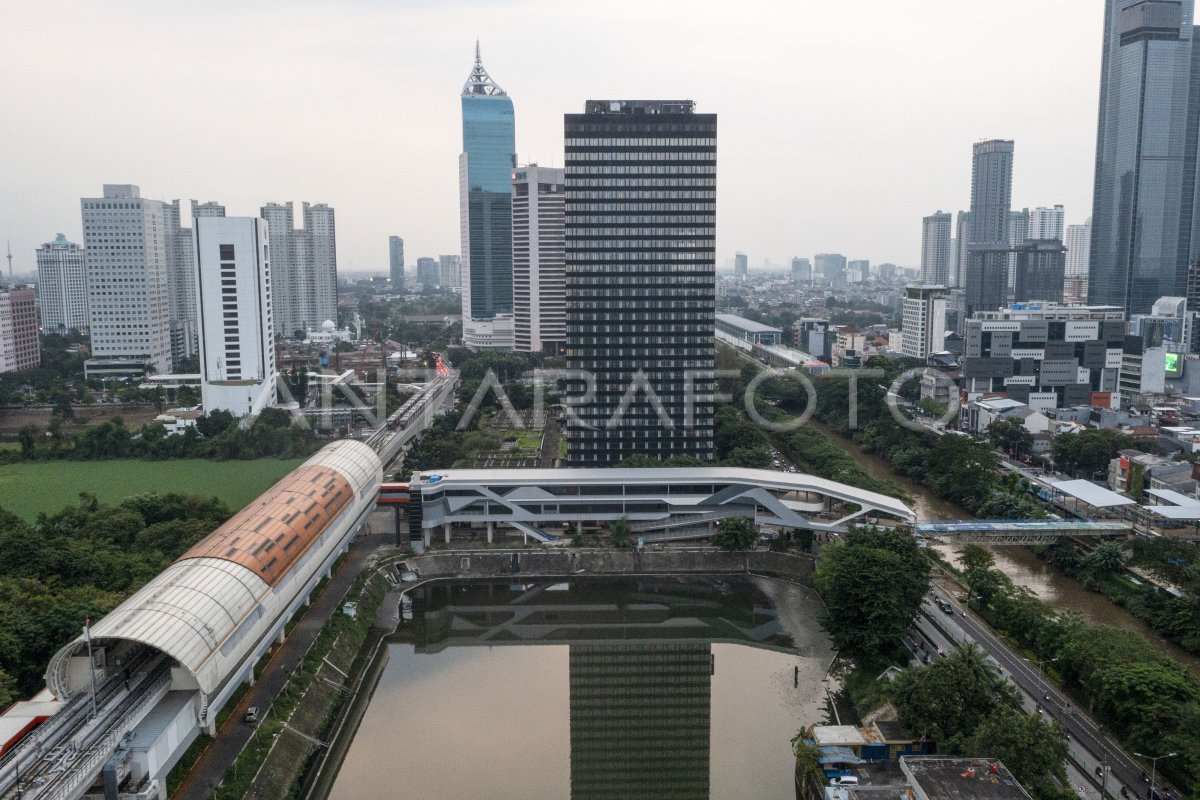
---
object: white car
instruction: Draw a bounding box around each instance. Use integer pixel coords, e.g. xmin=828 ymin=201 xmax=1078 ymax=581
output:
xmin=830 ymin=776 xmax=860 ymax=786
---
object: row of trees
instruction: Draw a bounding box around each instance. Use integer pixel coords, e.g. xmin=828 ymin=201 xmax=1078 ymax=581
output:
xmin=0 ymin=492 xmax=232 ymax=702
xmin=14 ymin=408 xmax=322 ymax=462
xmin=961 ymin=550 xmax=1200 ymax=791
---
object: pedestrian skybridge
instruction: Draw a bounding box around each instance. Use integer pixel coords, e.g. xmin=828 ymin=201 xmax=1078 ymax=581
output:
xmin=915 ymin=519 xmax=1131 ymax=545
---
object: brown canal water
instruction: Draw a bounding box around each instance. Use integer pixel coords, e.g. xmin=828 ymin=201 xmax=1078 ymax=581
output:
xmin=329 ymin=576 xmax=835 ymax=800
xmin=804 ymin=418 xmax=1200 ymax=675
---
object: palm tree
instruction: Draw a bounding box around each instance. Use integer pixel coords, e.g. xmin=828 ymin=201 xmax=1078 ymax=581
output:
xmin=945 ymin=642 xmax=1015 ymax=702
xmin=606 ymin=515 xmax=632 ymax=548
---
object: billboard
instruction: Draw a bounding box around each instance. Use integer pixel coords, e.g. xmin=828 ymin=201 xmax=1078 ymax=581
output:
xmin=1165 ymin=351 xmax=1183 ymax=378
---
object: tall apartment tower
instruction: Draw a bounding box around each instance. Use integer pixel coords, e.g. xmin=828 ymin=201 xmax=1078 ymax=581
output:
xmin=459 ymin=42 xmax=516 ymax=350
xmin=304 ymin=202 xmax=338 ymax=330
xmin=964 ymin=139 xmax=1015 ymax=319
xmin=848 ymin=259 xmax=870 ymax=283
xmin=1089 ymin=0 xmax=1200 ymax=315
xmin=512 ymin=164 xmax=565 ymax=353
xmin=162 ymin=198 xmax=225 ymax=366
xmin=193 ymin=217 xmax=276 ymax=416
xmin=0 ymin=288 xmax=40 ymax=373
xmin=734 ymin=252 xmax=748 ymax=278
xmin=260 ymin=201 xmax=337 ymax=337
xmin=815 ymin=253 xmax=847 ymax=287
xmin=1065 ymin=219 xmax=1093 ymax=304
xmin=35 ymin=233 xmax=88 ymax=333
xmin=389 ymin=236 xmax=405 ymax=291
xmin=920 ymin=211 xmax=953 ymax=285
xmin=954 ymin=211 xmax=972 ymax=288
xmin=1030 ymin=205 xmax=1065 ymax=240
xmin=901 ymin=285 xmax=948 ymax=360
xmin=1013 ymin=239 xmax=1067 ymax=303
xmin=438 ymin=255 xmax=462 ymax=290
xmin=80 ymin=185 xmax=173 ymax=373
xmin=564 ymin=100 xmax=716 ymax=465
xmin=1007 ymin=208 xmax=1030 ymax=298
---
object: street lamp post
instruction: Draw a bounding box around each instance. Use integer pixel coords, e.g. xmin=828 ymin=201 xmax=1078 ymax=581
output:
xmin=1032 ymin=656 xmax=1058 ymax=701
xmin=1133 ymin=751 xmax=1177 ymax=800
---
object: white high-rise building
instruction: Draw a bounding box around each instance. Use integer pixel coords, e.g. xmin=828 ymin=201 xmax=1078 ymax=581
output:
xmin=512 ymin=164 xmax=565 ymax=353
xmin=902 ymin=285 xmax=948 ymax=360
xmin=261 ymin=201 xmax=337 ymax=337
xmin=1064 ymin=218 xmax=1092 ymax=305
xmin=35 ymin=233 xmax=88 ymax=333
xmin=954 ymin=211 xmax=971 ymax=288
xmin=920 ymin=211 xmax=953 ymax=285
xmin=1029 ymin=205 xmax=1065 ymax=240
xmin=0 ymin=288 xmax=40 ymax=373
xmin=80 ymin=185 xmax=172 ymax=374
xmin=162 ymin=199 xmax=225 ymax=366
xmin=193 ymin=216 xmax=276 ymax=416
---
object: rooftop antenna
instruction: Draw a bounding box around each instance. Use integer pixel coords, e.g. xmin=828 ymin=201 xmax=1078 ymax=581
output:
xmin=5 ymin=241 xmax=11 ymax=281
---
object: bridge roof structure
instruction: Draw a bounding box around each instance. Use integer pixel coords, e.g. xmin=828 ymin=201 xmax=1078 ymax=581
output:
xmin=413 ymin=467 xmax=914 ymax=520
xmin=1049 ymin=480 xmax=1135 ymax=509
xmin=915 ymin=519 xmax=1130 ymax=545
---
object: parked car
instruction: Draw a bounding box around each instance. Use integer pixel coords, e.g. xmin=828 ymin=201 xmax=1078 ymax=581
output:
xmin=830 ymin=776 xmax=860 ymax=786
xmin=244 ymin=706 xmax=260 ymax=724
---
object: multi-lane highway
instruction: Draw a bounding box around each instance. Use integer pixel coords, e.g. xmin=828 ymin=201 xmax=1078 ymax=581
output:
xmin=918 ymin=586 xmax=1173 ymax=800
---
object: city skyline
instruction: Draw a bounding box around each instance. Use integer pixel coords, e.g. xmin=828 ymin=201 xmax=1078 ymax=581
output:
xmin=3 ymin=1 xmax=1105 ymax=275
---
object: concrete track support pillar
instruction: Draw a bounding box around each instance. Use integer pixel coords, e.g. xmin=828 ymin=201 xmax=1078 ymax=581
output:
xmin=444 ymin=523 xmax=451 ymax=544
xmin=487 ymin=522 xmax=494 ymax=544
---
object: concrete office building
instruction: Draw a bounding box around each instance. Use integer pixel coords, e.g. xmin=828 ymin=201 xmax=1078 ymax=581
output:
xmin=35 ymin=233 xmax=88 ymax=333
xmin=459 ymin=42 xmax=516 ymax=350
xmin=791 ymin=257 xmax=811 ymax=283
xmin=848 ymin=259 xmax=870 ymax=283
xmin=1089 ymin=0 xmax=1200 ymax=315
xmin=964 ymin=140 xmax=1015 ymax=320
xmin=1065 ymin=219 xmax=1091 ymax=304
xmin=794 ymin=318 xmax=834 ymax=364
xmin=921 ymin=211 xmax=953 ymax=286
xmin=902 ymin=285 xmax=948 ymax=360
xmin=0 ymin=288 xmax=40 ymax=373
xmin=260 ymin=201 xmax=337 ymax=338
xmin=193 ymin=217 xmax=276 ymax=416
xmin=962 ymin=303 xmax=1125 ymax=410
xmin=734 ymin=252 xmax=748 ymax=279
xmin=1029 ymin=205 xmax=1065 ymax=240
xmin=80 ymin=184 xmax=173 ymax=374
xmin=389 ymin=236 xmax=405 ymax=290
xmin=512 ymin=164 xmax=565 ymax=353
xmin=439 ymin=255 xmax=462 ymax=290
xmin=564 ymin=100 xmax=716 ymax=465
xmin=815 ymin=253 xmax=847 ymax=287
xmin=1013 ymin=239 xmax=1067 ymax=303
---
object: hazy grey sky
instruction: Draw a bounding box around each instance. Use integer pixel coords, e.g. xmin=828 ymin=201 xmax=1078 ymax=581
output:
xmin=3 ymin=0 xmax=1109 ymax=274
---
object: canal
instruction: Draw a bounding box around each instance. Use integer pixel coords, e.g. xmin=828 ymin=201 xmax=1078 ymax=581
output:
xmin=329 ymin=576 xmax=834 ymax=800
xmin=805 ymin=418 xmax=1200 ymax=674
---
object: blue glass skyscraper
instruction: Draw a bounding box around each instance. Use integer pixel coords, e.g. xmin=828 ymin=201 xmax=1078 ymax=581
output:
xmin=459 ymin=42 xmax=516 ymax=347
xmin=1088 ymin=0 xmax=1200 ymax=315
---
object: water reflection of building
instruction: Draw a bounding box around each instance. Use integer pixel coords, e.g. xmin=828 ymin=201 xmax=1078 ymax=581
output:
xmin=569 ymin=642 xmax=711 ymax=800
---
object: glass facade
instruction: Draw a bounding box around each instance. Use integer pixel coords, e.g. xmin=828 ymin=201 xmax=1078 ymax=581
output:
xmin=1089 ymin=0 xmax=1200 ymax=316
xmin=964 ymin=139 xmax=1014 ymax=319
xmin=460 ymin=55 xmax=516 ymax=321
xmin=564 ymin=101 xmax=717 ymax=466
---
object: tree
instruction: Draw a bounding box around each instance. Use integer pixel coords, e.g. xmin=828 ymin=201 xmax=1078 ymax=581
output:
xmin=1083 ymin=541 xmax=1127 ymax=576
xmin=1052 ymin=429 xmax=1129 ymax=478
xmin=813 ymin=527 xmax=930 ymax=663
xmin=892 ymin=654 xmax=1009 ymax=750
xmin=0 ymin=667 xmax=15 ymax=710
xmin=712 ymin=517 xmax=757 ymax=551
xmin=17 ymin=425 xmax=38 ymax=459
xmin=988 ymin=416 xmax=1033 ymax=457
xmin=606 ymin=515 xmax=632 ymax=548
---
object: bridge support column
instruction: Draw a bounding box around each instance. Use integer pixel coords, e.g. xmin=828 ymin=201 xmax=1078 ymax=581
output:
xmin=487 ymin=522 xmax=494 ymax=544
xmin=423 ymin=527 xmax=431 ymax=548
xmin=443 ymin=523 xmax=451 ymax=544
xmin=244 ymin=665 xmax=255 ymax=687
xmin=276 ymin=627 xmax=286 ymax=646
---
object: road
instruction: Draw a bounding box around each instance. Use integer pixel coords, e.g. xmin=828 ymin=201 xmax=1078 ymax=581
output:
xmin=923 ymin=588 xmax=1173 ymax=800
xmin=173 ymin=531 xmax=388 ymax=800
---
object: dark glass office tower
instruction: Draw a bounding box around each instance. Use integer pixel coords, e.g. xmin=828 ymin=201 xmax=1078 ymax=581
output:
xmin=1089 ymin=0 xmax=1200 ymax=315
xmin=569 ymin=643 xmax=711 ymax=799
xmin=564 ymin=100 xmax=716 ymax=465
xmin=964 ymin=139 xmax=1014 ymax=319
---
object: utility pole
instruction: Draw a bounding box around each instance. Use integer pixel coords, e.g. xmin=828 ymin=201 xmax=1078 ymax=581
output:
xmin=1100 ymin=752 xmax=1109 ymax=800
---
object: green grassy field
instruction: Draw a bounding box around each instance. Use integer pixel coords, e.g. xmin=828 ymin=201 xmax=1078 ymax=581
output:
xmin=0 ymin=459 xmax=306 ymax=521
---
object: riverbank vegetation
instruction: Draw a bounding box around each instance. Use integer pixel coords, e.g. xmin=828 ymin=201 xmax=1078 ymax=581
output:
xmin=960 ymin=548 xmax=1200 ymax=792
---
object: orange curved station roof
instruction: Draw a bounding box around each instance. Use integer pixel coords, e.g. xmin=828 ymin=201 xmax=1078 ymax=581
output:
xmin=179 ymin=465 xmax=354 ymax=586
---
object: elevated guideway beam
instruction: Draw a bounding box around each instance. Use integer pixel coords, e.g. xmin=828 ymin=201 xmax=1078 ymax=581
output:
xmin=915 ymin=519 xmax=1131 ymax=546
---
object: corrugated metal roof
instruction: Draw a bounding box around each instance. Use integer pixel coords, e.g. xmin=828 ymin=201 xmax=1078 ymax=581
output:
xmin=1050 ymin=479 xmax=1135 ymax=508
